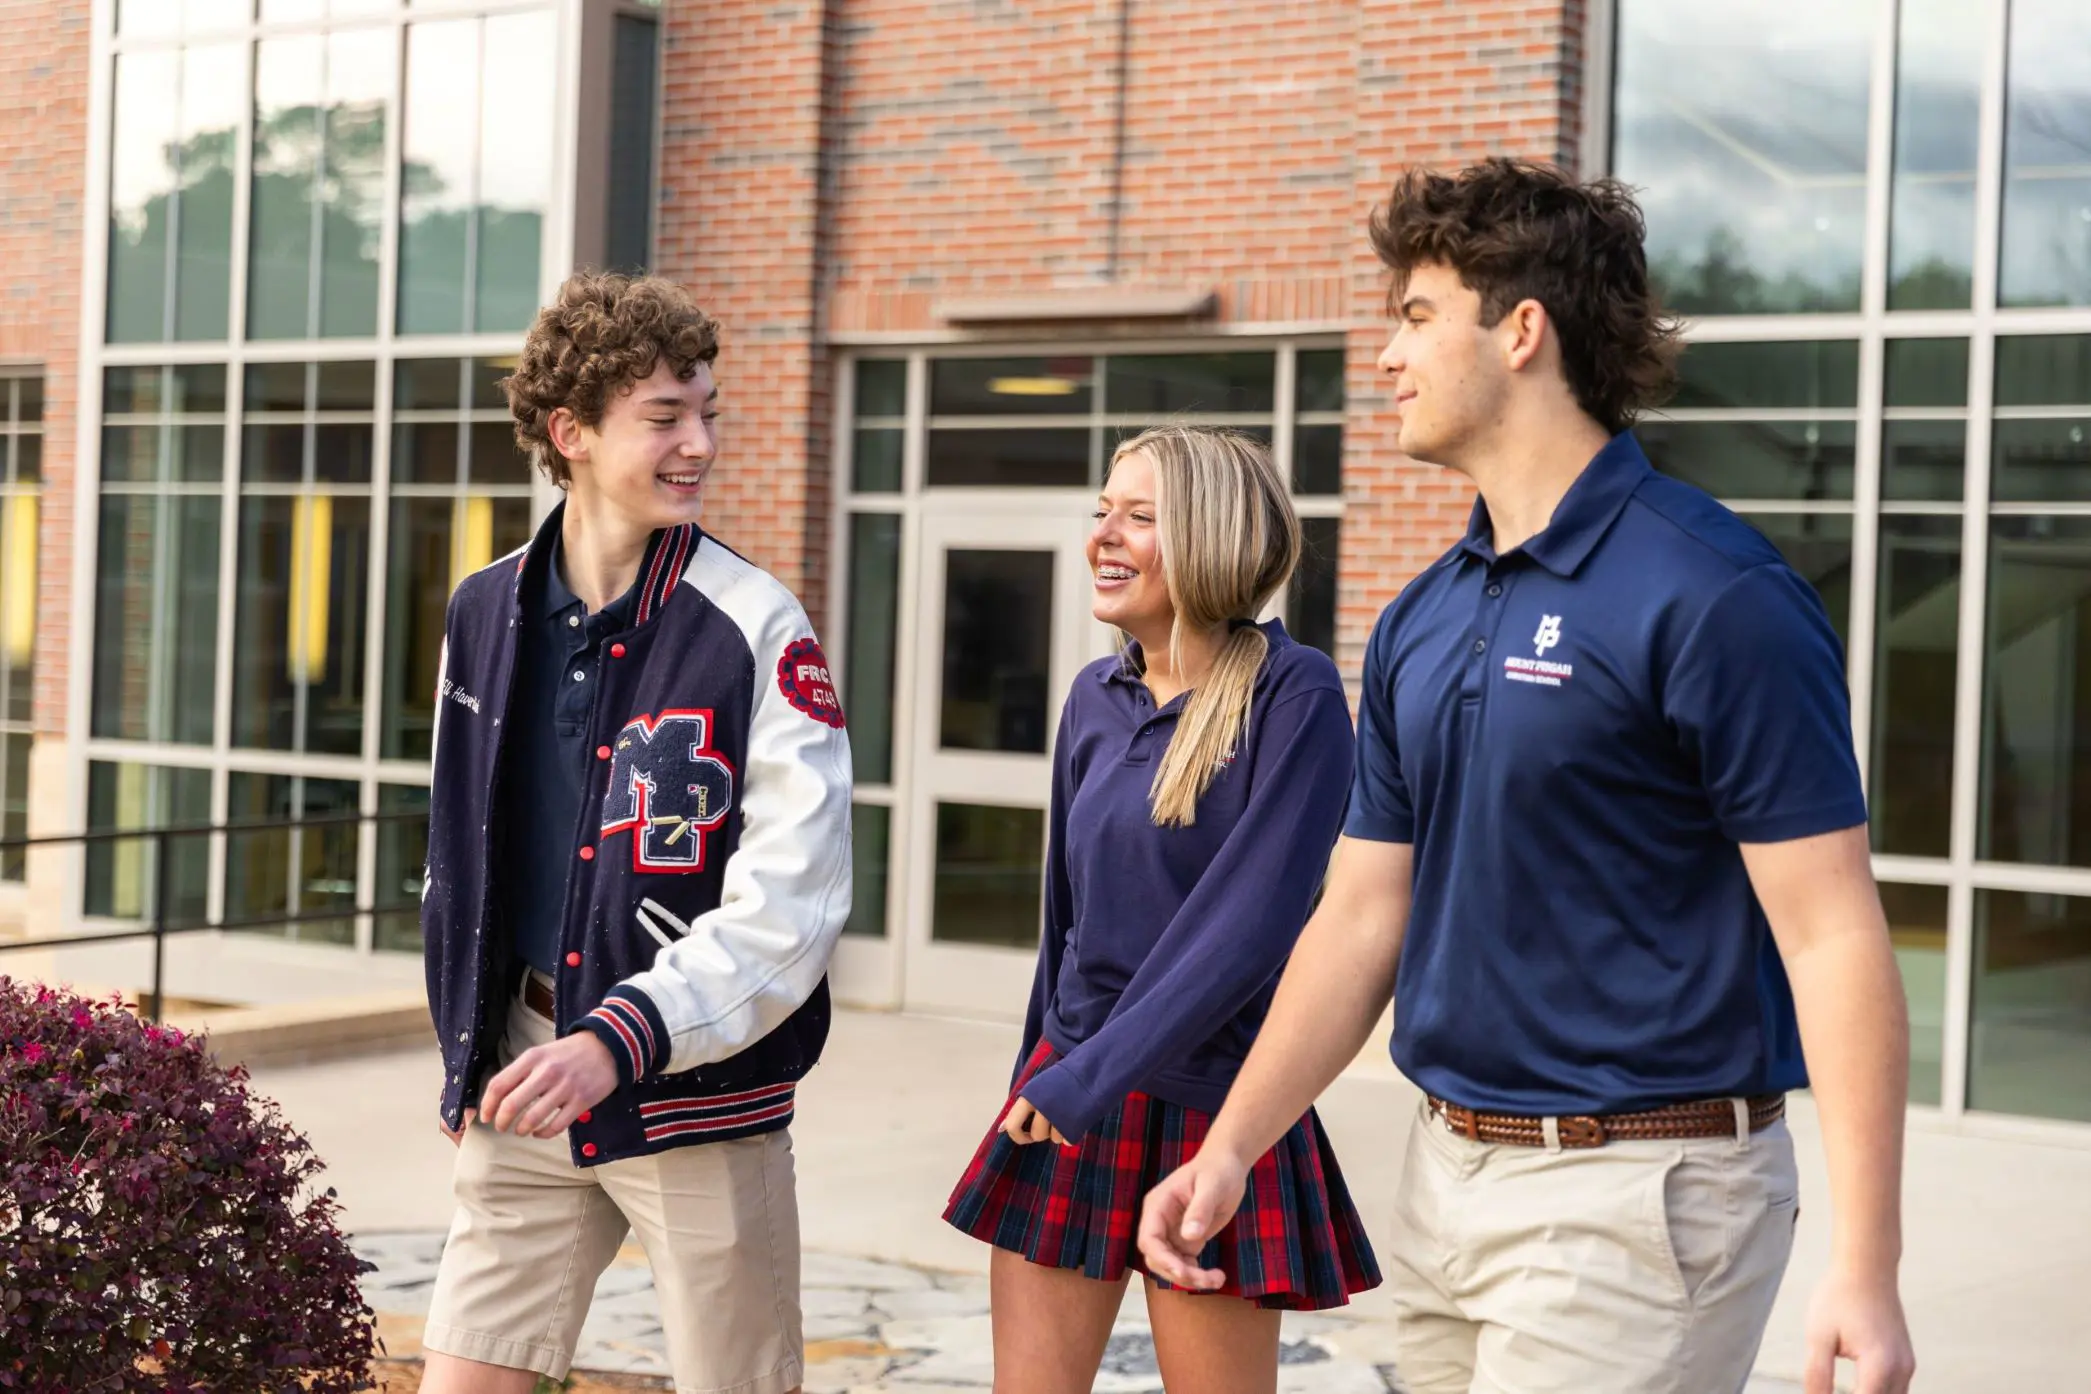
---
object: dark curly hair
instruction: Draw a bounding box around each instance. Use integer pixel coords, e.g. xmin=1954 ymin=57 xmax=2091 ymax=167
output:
xmin=504 ymin=271 xmax=722 ymax=488
xmin=1368 ymin=159 xmax=1682 ymax=435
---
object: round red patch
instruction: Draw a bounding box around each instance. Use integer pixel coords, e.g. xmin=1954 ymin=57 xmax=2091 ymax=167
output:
xmin=777 ymin=637 xmax=846 ymax=728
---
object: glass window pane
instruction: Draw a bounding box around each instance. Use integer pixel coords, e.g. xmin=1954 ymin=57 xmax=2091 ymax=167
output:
xmin=315 ymin=360 xmax=376 ymax=410
xmin=83 ymin=762 xmax=211 ymax=926
xmin=233 ymin=495 xmax=371 ymax=755
xmin=931 ymin=357 xmax=1093 ymax=416
xmin=941 ymin=549 xmax=1052 ymax=754
xmin=174 ymin=364 xmax=228 ymax=413
xmin=395 ymin=357 xmax=464 ymax=410
xmin=1995 ymin=335 xmax=2091 ymax=407
xmin=1887 ymin=0 xmax=1982 ymax=310
xmin=0 ymin=734 xmax=30 ymax=883
xmin=242 ymin=423 xmax=307 ymax=484
xmin=1882 ymin=420 xmax=1966 ymax=503
xmin=931 ymin=801 xmax=1043 ymax=948
xmin=101 ymin=425 xmax=160 ymax=484
xmin=1991 ymin=420 xmax=2091 ymax=503
xmin=17 ymin=377 xmax=43 ymax=424
xmin=2000 ymin=0 xmax=2091 ymax=308
xmin=225 ymin=772 xmax=359 ymax=945
xmin=319 ymin=28 xmax=391 ymax=338
xmin=1638 ymin=420 xmax=1856 ymax=501
xmin=313 ymin=424 xmax=374 ymax=485
xmin=399 ymin=20 xmax=479 ymax=335
xmin=104 ymin=366 xmax=165 ymax=416
xmin=1104 ymin=353 xmax=1275 ymax=415
xmin=375 ymin=783 xmax=431 ymax=952
xmin=174 ymin=423 xmax=225 ymax=484
xmin=245 ymin=361 xmax=307 ymax=412
xmin=475 ymin=11 xmax=556 ymax=332
xmin=382 ymin=494 xmax=529 ymax=761
xmin=190 ymin=0 xmax=254 ymax=29
xmin=1981 ymin=517 xmax=2091 ymax=867
xmin=1612 ymin=0 xmax=1872 ymax=314
xmin=606 ymin=14 xmax=660 ymax=273
xmin=1 ymin=495 xmax=37 ymax=724
xmin=845 ymin=513 xmax=901 ymax=784
xmin=844 ymin=802 xmax=890 ymax=938
xmin=464 ymin=421 xmax=529 ymax=485
xmin=1970 ymin=889 xmax=2091 ymax=1121
xmin=12 ymin=436 xmax=37 ymax=486
xmin=854 ymin=359 xmax=906 ymax=418
xmin=852 ymin=428 xmax=902 ymax=493
xmin=1878 ymin=882 xmax=1948 ymax=1107
xmin=1295 ymin=348 xmax=1345 ymax=413
xmin=1872 ymin=515 xmax=1961 ymax=859
xmin=926 ymin=428 xmax=1090 ymax=488
xmin=116 ymin=1 xmax=183 ymax=36
xmin=175 ymin=44 xmax=241 ymax=342
xmin=91 ymin=496 xmax=220 ymax=746
xmin=469 ymin=357 xmax=513 ymax=410
xmin=1288 ymin=515 xmax=1339 ymax=659
xmin=1884 ymin=338 xmax=1970 ymax=408
xmin=248 ymin=36 xmax=325 ymax=340
xmin=108 ymin=51 xmax=179 ymax=344
xmin=259 ymin=0 xmax=324 ymax=18
xmin=1671 ymin=341 xmax=1861 ymax=410
xmin=1292 ymin=423 xmax=1342 ymax=496
xmin=1743 ymin=513 xmax=1853 ymax=654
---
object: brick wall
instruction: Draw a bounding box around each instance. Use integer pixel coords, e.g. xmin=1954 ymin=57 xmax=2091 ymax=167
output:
xmin=660 ymin=0 xmax=1591 ymax=667
xmin=0 ymin=0 xmax=90 ymax=741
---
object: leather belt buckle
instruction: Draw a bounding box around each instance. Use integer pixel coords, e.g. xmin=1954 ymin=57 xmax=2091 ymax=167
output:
xmin=1556 ymin=1114 xmax=1607 ymax=1148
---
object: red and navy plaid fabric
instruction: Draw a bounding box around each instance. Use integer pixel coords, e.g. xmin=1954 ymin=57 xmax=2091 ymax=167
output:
xmin=942 ymin=1041 xmax=1381 ymax=1311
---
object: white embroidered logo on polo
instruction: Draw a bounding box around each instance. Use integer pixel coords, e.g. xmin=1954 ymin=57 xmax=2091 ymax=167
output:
xmin=1504 ymin=614 xmax=1573 ymax=687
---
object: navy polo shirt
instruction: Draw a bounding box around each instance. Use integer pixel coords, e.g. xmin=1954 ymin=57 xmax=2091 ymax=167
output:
xmin=1014 ymin=619 xmax=1356 ymax=1141
xmin=1346 ymin=433 xmax=1868 ymax=1116
xmin=501 ymin=540 xmax=639 ymax=975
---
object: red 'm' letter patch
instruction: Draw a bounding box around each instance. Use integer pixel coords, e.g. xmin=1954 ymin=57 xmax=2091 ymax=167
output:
xmin=777 ymin=637 xmax=846 ymax=728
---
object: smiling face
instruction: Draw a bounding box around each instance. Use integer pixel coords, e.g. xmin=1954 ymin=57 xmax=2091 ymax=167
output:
xmin=1375 ymin=261 xmax=1513 ymax=470
xmin=1087 ymin=449 xmax=1173 ymax=640
xmin=553 ymin=360 xmax=721 ymax=529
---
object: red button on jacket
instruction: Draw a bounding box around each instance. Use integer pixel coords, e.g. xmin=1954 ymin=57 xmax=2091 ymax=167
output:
xmin=581 ymin=1143 xmax=598 ymax=1158
xmin=565 ymin=951 xmax=581 ymax=968
xmin=577 ymin=1110 xmax=592 ymax=1124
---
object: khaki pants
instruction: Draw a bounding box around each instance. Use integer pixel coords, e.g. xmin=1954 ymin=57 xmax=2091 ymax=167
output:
xmin=423 ymin=980 xmax=804 ymax=1394
xmin=1385 ymin=1097 xmax=1798 ymax=1394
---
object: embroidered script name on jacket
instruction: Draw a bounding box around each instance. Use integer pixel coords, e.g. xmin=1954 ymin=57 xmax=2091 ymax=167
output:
xmin=423 ymin=506 xmax=854 ymax=1165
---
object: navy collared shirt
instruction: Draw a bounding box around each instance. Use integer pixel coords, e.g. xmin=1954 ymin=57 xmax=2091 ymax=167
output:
xmin=1014 ymin=619 xmax=1355 ymax=1141
xmin=1346 ymin=433 xmax=1868 ymax=1116
xmin=501 ymin=539 xmax=641 ymax=975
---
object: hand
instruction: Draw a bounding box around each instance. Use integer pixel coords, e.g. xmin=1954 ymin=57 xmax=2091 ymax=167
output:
xmin=479 ymin=1034 xmax=620 ymax=1139
xmin=1804 ymin=1265 xmax=1916 ymax=1394
xmin=438 ymin=1107 xmax=477 ymax=1147
xmin=1001 ymin=1097 xmax=1070 ymax=1147
xmin=1136 ymin=1146 xmax=1249 ymax=1291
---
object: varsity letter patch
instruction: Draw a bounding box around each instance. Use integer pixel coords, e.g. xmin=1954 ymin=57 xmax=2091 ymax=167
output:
xmin=600 ymin=710 xmax=737 ymax=873
xmin=777 ymin=637 xmax=846 ymax=728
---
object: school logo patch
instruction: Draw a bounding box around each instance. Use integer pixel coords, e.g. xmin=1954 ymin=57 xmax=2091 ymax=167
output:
xmin=600 ymin=710 xmax=737 ymax=873
xmin=777 ymin=637 xmax=846 ymax=728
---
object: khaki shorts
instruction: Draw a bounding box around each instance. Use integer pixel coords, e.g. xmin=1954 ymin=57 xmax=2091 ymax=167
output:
xmin=1385 ymin=1095 xmax=1799 ymax=1394
xmin=423 ymin=975 xmax=803 ymax=1394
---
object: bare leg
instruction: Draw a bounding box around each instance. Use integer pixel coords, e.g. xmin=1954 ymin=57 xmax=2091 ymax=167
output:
xmin=1145 ymin=1277 xmax=1283 ymax=1394
xmin=988 ymin=1248 xmax=1130 ymax=1394
xmin=414 ymin=1353 xmax=543 ymax=1394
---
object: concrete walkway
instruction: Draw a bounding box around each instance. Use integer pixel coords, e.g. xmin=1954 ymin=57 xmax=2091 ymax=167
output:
xmin=251 ymin=1008 xmax=2091 ymax=1390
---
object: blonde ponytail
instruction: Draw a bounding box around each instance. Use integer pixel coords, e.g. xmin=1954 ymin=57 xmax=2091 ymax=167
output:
xmin=1112 ymin=426 xmax=1301 ymax=828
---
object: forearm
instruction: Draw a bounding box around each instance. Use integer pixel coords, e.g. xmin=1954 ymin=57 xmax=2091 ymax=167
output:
xmin=1786 ymin=926 xmax=1910 ymax=1275
xmin=1206 ymin=860 xmax=1407 ymax=1164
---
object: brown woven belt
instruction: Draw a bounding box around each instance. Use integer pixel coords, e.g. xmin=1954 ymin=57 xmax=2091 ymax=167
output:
xmin=1427 ymin=1093 xmax=1785 ymax=1149
xmin=522 ymin=973 xmax=556 ymax=1020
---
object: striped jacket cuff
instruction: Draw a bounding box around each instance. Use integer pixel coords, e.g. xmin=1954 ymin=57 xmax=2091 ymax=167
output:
xmin=576 ymin=986 xmax=671 ymax=1087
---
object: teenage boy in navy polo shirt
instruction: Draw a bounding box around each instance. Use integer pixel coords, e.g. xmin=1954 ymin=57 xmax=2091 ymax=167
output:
xmin=1140 ymin=161 xmax=1917 ymax=1394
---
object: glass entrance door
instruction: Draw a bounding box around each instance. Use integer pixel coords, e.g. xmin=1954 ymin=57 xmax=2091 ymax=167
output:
xmin=899 ymin=507 xmax=1111 ymax=1017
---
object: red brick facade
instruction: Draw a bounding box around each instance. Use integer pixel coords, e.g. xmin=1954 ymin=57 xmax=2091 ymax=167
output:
xmin=0 ymin=0 xmax=90 ymax=740
xmin=659 ymin=0 xmax=1590 ymax=667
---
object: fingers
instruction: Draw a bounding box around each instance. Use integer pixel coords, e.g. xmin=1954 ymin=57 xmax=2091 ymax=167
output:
xmin=439 ymin=1106 xmax=476 ymax=1148
xmin=1136 ymin=1170 xmax=1228 ymax=1292
xmin=1803 ymin=1329 xmax=1838 ymax=1394
xmin=1001 ymin=1100 xmax=1036 ymax=1145
xmin=1854 ymin=1345 xmax=1917 ymax=1394
xmin=1049 ymin=1126 xmax=1071 ymax=1147
xmin=477 ymin=1054 xmax=528 ymax=1128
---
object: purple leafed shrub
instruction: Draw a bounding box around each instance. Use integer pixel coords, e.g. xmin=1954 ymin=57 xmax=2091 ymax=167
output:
xmin=0 ymin=977 xmax=374 ymax=1392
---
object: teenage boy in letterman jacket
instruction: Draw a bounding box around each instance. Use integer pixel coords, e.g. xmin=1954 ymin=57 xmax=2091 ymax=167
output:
xmin=416 ymin=271 xmax=851 ymax=1394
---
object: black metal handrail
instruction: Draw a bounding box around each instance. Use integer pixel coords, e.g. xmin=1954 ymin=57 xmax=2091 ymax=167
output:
xmin=0 ymin=809 xmax=427 ymax=1022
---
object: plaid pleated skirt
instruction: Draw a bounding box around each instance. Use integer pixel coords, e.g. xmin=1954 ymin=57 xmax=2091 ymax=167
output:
xmin=942 ymin=1041 xmax=1382 ymax=1311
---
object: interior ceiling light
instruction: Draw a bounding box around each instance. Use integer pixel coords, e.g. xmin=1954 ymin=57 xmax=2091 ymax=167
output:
xmin=987 ymin=376 xmax=1081 ymax=396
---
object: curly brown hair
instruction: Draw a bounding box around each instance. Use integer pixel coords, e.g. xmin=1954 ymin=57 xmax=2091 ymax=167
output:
xmin=504 ymin=271 xmax=722 ymax=488
xmin=1367 ymin=159 xmax=1682 ymax=435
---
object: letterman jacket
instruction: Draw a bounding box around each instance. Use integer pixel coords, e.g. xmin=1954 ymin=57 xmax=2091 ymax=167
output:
xmin=423 ymin=504 xmax=853 ymax=1166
